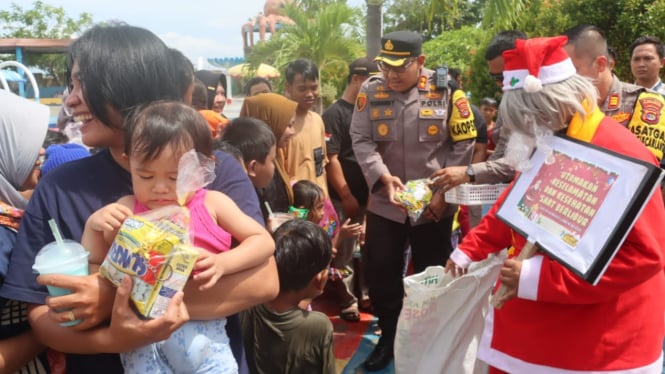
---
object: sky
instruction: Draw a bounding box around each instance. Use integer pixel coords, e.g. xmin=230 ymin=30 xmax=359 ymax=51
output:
xmin=12 ymin=0 xmax=366 ymax=68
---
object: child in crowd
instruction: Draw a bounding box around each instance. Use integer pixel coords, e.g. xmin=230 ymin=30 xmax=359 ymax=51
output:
xmin=220 ymin=117 xmax=276 ymax=190
xmin=291 ymin=180 xmax=363 ymax=321
xmin=241 ymin=219 xmax=335 ymax=374
xmin=82 ymin=101 xmax=274 ymax=374
xmin=239 ymin=93 xmax=298 ymax=222
xmin=479 ymin=97 xmax=499 ymax=158
xmin=244 ymin=76 xmax=272 ymax=97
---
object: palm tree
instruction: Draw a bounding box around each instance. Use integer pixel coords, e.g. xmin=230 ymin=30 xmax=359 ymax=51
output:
xmin=247 ymin=1 xmax=363 ymax=107
xmin=482 ymin=0 xmax=528 ymax=30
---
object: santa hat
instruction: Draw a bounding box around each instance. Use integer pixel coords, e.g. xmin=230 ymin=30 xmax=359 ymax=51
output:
xmin=502 ymin=36 xmax=576 ymax=93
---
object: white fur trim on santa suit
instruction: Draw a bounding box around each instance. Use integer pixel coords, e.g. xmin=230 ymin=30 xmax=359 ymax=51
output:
xmin=517 ymin=255 xmax=542 ymax=300
xmin=503 ymin=58 xmax=576 ymax=91
xmin=477 ymin=307 xmax=664 ymax=373
xmin=450 ymin=248 xmax=473 ymax=269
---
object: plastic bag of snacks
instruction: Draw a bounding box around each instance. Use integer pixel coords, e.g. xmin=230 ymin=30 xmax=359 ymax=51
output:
xmin=395 ymin=178 xmax=433 ymax=221
xmin=99 ymin=150 xmax=216 ymax=318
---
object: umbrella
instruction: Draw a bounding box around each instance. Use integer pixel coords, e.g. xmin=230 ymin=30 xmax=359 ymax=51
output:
xmin=0 ymin=69 xmax=25 ymax=82
xmin=227 ymin=63 xmax=280 ymax=79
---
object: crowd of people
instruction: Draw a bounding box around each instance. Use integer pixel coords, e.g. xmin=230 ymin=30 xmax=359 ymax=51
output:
xmin=1 ymin=20 xmax=664 ymax=374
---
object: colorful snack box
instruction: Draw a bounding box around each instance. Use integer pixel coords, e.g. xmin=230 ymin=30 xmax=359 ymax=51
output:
xmin=100 ymin=211 xmax=198 ymax=318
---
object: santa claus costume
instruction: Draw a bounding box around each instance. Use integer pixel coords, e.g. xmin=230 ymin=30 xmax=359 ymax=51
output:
xmin=451 ymin=36 xmax=665 ymax=373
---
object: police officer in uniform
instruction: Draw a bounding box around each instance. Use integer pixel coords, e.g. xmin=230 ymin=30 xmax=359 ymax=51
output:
xmin=563 ymin=25 xmax=665 ymax=162
xmin=350 ymin=31 xmax=476 ymax=371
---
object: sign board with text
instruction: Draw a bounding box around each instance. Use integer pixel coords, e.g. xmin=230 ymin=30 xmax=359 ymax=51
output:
xmin=496 ymin=135 xmax=663 ymax=285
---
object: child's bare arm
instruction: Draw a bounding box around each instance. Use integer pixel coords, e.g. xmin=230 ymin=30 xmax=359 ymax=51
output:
xmin=192 ymin=192 xmax=275 ymax=290
xmin=82 ymin=199 xmax=133 ymax=265
xmin=331 ymin=218 xmax=363 ymax=249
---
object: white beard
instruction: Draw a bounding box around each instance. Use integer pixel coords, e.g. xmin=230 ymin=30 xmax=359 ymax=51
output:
xmin=504 ymin=115 xmax=555 ymax=172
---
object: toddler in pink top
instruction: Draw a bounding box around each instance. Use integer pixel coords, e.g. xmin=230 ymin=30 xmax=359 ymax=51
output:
xmin=83 ymin=101 xmax=274 ymax=374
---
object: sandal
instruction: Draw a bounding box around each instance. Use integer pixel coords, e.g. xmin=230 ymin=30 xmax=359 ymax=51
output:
xmin=340 ymin=304 xmax=361 ymax=322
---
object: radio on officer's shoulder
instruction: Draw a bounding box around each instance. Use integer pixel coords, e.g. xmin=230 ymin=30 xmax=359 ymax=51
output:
xmin=435 ymin=65 xmax=449 ymax=91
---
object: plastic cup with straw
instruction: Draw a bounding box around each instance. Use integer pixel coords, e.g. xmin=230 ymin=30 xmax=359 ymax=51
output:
xmin=265 ymin=201 xmax=294 ymax=232
xmin=32 ymin=219 xmax=90 ymax=326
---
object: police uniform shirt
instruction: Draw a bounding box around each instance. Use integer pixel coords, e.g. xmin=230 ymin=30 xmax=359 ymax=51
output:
xmin=350 ymin=68 xmax=476 ymax=224
xmin=603 ymin=75 xmax=665 ymax=161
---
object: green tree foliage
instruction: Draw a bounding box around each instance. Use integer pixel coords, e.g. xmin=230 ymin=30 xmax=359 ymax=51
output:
xmin=482 ymin=0 xmax=528 ymax=30
xmin=458 ymin=0 xmax=665 ymax=102
xmin=246 ymin=1 xmax=364 ymax=107
xmin=513 ymin=0 xmax=665 ymax=81
xmin=423 ymin=26 xmax=498 ymax=103
xmin=383 ymin=0 xmax=465 ymax=40
xmin=455 ymin=0 xmax=489 ymax=29
xmin=0 ymin=1 xmax=93 ymax=86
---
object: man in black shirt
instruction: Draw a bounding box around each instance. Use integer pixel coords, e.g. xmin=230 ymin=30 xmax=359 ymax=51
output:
xmin=322 ymin=57 xmax=379 ymax=320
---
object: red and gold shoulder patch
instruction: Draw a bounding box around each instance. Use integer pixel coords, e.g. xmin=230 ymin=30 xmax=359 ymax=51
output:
xmin=607 ymin=93 xmax=620 ymax=110
xmin=356 ymin=92 xmax=367 ymax=112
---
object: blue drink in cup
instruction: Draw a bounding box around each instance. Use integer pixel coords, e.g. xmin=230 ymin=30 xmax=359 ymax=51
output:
xmin=32 ymin=239 xmax=89 ymax=326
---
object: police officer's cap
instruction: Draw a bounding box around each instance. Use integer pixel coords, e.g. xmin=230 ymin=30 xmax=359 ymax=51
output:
xmin=374 ymin=31 xmax=423 ymax=67
xmin=349 ymin=57 xmax=380 ymax=76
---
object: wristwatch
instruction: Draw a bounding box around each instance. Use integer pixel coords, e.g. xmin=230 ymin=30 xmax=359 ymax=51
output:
xmin=466 ymin=165 xmax=476 ymax=183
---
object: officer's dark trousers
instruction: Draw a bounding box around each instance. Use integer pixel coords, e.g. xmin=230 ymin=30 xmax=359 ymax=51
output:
xmin=363 ymin=212 xmax=454 ymax=343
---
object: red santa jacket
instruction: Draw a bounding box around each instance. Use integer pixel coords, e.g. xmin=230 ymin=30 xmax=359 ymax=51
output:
xmin=453 ymin=108 xmax=665 ymax=372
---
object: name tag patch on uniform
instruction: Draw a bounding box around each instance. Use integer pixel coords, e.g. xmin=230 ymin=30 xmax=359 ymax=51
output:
xmin=607 ymin=93 xmax=620 ymax=110
xmin=356 ymin=93 xmax=367 ymax=112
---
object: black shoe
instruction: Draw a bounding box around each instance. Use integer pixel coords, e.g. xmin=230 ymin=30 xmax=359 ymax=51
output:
xmin=363 ymin=338 xmax=394 ymax=371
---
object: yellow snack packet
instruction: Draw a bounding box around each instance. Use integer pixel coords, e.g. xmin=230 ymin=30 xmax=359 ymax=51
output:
xmin=100 ymin=206 xmax=198 ymax=318
xmin=395 ymin=178 xmax=433 ymax=221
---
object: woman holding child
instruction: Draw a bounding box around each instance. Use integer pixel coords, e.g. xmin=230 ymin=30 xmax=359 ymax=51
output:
xmin=0 ymin=23 xmax=277 ymax=373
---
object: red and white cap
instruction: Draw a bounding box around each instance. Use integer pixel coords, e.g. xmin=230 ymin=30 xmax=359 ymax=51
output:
xmin=502 ymin=36 xmax=576 ymax=92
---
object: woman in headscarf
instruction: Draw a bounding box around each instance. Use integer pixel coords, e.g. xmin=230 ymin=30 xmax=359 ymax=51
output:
xmin=0 ymin=90 xmax=50 ymax=373
xmin=240 ymin=93 xmax=297 ymax=221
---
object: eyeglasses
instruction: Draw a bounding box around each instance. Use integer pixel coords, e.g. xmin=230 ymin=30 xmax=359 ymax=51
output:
xmin=377 ymin=59 xmax=415 ymax=74
xmin=489 ymin=72 xmax=504 ymax=83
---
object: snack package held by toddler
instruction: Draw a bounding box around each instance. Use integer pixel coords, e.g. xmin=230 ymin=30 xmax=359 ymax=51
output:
xmin=395 ymin=178 xmax=433 ymax=221
xmin=99 ymin=150 xmax=216 ymax=318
